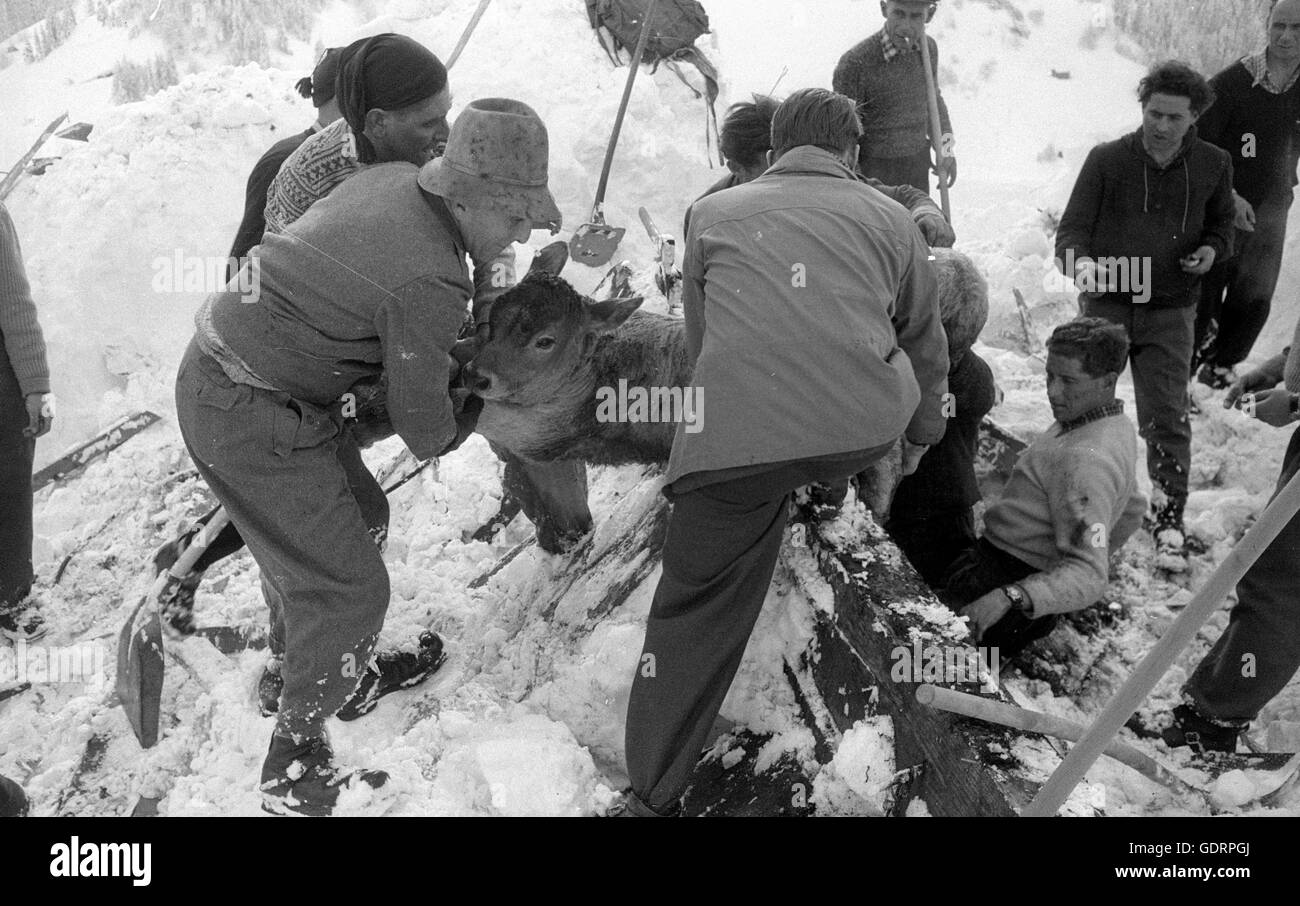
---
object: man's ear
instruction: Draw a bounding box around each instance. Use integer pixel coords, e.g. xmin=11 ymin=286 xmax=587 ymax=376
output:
xmin=363 ymin=107 xmax=386 ymax=137
xmin=844 ymin=144 xmax=861 ymax=171
xmin=926 ymin=2 xmax=937 ymax=23
xmin=880 ymin=1 xmax=889 ymax=20
xmin=766 ymin=148 xmax=778 ymax=168
xmin=587 ymin=296 xmax=643 ymax=333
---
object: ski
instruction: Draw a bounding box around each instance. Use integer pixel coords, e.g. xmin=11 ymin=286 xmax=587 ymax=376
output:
xmin=33 ymin=411 xmax=162 ymax=491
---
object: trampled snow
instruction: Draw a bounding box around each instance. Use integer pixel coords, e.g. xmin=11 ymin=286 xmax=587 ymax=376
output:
xmin=2 ymin=0 xmax=1298 ymax=817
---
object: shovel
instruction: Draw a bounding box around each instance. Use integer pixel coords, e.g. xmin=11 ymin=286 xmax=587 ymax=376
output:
xmin=116 ymin=510 xmax=230 ymax=747
xmin=571 ymin=0 xmax=660 ymax=268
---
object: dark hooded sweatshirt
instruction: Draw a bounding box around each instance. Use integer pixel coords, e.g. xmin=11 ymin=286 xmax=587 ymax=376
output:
xmin=1055 ymin=128 xmax=1236 ymax=308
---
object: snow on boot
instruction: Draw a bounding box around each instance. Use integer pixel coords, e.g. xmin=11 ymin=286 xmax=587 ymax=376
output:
xmin=0 ymin=774 xmax=29 ymax=817
xmin=335 ymin=631 xmax=446 ymax=722
xmin=259 ymin=733 xmax=388 ymax=817
xmin=1160 ymin=704 xmax=1244 ymax=755
xmin=258 ymin=656 xmax=284 ymax=716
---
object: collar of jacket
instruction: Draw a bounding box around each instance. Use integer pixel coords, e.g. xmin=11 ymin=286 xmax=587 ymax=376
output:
xmin=1124 ymin=126 xmax=1200 ymax=170
xmin=878 ymin=28 xmax=917 ymax=62
xmin=761 ymin=146 xmax=859 ymax=181
xmin=421 ymin=189 xmax=469 ymax=258
xmin=1242 ymin=49 xmax=1300 ymax=94
xmin=1057 ymin=400 xmax=1125 ymax=434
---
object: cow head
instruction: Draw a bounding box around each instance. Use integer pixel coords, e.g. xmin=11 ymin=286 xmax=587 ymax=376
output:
xmin=463 ymin=273 xmax=643 ymax=406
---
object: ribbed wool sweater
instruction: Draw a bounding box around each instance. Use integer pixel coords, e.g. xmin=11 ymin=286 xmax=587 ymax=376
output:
xmin=0 ymin=203 xmax=50 ymax=397
xmin=833 ymin=30 xmax=953 ymax=160
xmin=1197 ymin=59 xmax=1300 ymax=210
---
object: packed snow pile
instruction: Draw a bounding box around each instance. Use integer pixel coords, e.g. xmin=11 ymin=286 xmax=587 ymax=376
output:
xmin=1 ymin=0 xmax=1298 ymax=816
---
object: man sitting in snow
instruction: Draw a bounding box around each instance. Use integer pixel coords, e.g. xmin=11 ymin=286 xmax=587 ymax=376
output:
xmin=834 ymin=0 xmax=957 ymax=195
xmin=942 ymin=318 xmax=1147 ymax=659
xmin=687 ymin=94 xmax=956 ymax=247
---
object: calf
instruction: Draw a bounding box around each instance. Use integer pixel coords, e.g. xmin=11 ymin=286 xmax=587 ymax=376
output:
xmin=465 ymin=250 xmax=986 ymax=531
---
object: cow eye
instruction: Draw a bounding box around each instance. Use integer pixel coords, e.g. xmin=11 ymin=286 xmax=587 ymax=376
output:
xmin=534 ymin=336 xmax=556 ymax=351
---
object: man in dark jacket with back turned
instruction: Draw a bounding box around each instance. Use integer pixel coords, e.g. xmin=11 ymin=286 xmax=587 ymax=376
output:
xmin=1056 ymin=61 xmax=1236 ymax=564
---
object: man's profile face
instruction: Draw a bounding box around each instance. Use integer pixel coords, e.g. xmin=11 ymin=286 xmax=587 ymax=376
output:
xmin=1141 ymin=93 xmax=1197 ymax=157
xmin=1045 ymin=351 xmax=1116 ymax=424
xmin=369 ymin=86 xmax=454 ymax=166
xmin=879 ymin=1 xmax=931 ymax=50
xmin=1270 ymin=0 xmax=1300 ymax=66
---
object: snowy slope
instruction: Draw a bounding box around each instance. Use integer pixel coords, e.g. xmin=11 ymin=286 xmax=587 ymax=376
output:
xmin=1 ymin=0 xmax=1299 ymax=816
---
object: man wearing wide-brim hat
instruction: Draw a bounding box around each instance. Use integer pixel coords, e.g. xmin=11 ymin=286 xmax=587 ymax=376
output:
xmin=175 ymin=97 xmax=560 ymax=816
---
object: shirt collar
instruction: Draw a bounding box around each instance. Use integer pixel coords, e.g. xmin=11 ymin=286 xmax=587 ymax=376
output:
xmin=1242 ymin=49 xmax=1300 ymax=94
xmin=1058 ymin=400 xmax=1125 ymax=434
xmin=880 ymin=29 xmax=917 ymax=63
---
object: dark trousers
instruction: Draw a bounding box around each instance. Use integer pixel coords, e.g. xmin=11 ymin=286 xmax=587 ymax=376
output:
xmin=0 ymin=343 xmax=34 ymax=610
xmin=887 ymin=507 xmax=976 ymax=588
xmin=626 ymin=446 xmax=892 ymax=812
xmin=1084 ymin=298 xmax=1195 ymax=506
xmin=1185 ymin=425 xmax=1300 ymax=722
xmin=1195 ymin=191 xmax=1293 ymax=371
xmin=942 ymin=538 xmax=1059 ymax=660
xmin=176 ymin=341 xmax=390 ymax=737
xmin=859 ymin=149 xmax=932 ymax=195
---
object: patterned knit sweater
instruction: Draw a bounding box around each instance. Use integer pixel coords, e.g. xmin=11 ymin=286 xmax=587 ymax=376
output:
xmin=0 ymin=203 xmax=50 ymax=396
xmin=833 ymin=30 xmax=953 ymax=160
xmin=263 ymin=118 xmax=358 ymax=235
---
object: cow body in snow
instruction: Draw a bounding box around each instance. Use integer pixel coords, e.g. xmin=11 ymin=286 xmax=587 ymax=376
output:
xmin=466 ymin=250 xmax=986 ymax=536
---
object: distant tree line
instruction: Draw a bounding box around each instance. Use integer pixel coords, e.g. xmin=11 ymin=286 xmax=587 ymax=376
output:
xmin=0 ymin=0 xmax=70 ymax=43
xmin=1112 ymin=0 xmax=1275 ymax=75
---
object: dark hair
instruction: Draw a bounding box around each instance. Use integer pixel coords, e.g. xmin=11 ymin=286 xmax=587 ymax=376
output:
xmin=1046 ymin=317 xmax=1130 ymax=377
xmin=771 ymin=88 xmax=863 ymax=156
xmin=1138 ymin=61 xmax=1215 ymax=114
xmin=720 ymin=95 xmax=780 ymax=169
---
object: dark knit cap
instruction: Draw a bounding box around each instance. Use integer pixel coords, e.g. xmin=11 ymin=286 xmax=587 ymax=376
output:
xmin=335 ymin=34 xmax=449 ymax=164
xmin=295 ymin=47 xmax=344 ymax=108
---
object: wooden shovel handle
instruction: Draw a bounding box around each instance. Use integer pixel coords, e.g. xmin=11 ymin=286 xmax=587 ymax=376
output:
xmin=591 ymin=0 xmax=660 ymax=212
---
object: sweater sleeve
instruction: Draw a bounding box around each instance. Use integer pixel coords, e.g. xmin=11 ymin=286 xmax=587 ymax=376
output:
xmin=374 ymin=275 xmax=472 ymax=460
xmin=0 ymin=204 xmax=50 ymax=396
xmin=1017 ymin=443 xmax=1126 ymax=617
xmin=894 ymin=229 xmax=950 ymax=446
xmin=1194 ymin=65 xmax=1240 ymax=151
xmin=860 ymin=175 xmax=943 ymax=218
xmin=1055 ymin=145 xmax=1105 ymax=275
xmin=1200 ymin=151 xmax=1237 ymax=261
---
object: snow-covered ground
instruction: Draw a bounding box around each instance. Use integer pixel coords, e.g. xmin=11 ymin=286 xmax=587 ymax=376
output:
xmin=2 ymin=0 xmax=1298 ymax=816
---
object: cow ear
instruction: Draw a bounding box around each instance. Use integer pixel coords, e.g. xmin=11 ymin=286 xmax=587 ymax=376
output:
xmin=586 ymin=296 xmax=643 ymax=334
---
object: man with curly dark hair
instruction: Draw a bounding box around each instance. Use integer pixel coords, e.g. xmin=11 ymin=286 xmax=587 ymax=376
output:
xmin=1056 ymin=61 xmax=1236 ymax=567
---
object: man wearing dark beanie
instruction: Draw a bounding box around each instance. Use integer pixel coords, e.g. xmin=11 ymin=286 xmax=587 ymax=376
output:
xmin=226 ymin=47 xmax=344 ymax=277
xmin=264 ymin=33 xmax=452 ymax=235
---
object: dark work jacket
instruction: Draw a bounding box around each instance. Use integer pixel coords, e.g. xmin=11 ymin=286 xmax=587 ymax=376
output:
xmin=891 ymin=350 xmax=996 ymax=515
xmin=1197 ymin=61 xmax=1300 ymax=209
xmin=1055 ymin=129 xmax=1236 ymax=307
xmin=226 ymin=127 xmax=317 ymax=281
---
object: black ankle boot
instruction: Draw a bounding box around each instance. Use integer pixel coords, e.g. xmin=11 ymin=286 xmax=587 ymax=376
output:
xmin=336 ymin=632 xmax=446 ymax=721
xmin=1160 ymin=703 xmax=1243 ymax=755
xmin=259 ymin=732 xmax=388 ymax=816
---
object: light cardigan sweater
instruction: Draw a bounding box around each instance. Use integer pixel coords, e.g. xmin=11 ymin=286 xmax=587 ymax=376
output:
xmin=982 ymin=410 xmax=1147 ymax=617
xmin=0 ymin=203 xmax=50 ymax=397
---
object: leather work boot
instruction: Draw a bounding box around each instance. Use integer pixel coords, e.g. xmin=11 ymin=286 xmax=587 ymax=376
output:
xmin=259 ymin=732 xmax=388 ymax=817
xmin=335 ymin=631 xmax=446 ymax=721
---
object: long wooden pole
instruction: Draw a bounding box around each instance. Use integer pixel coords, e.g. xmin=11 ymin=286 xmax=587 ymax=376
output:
xmin=445 ymin=0 xmax=493 ymax=70
xmin=917 ymin=26 xmax=951 ymax=221
xmin=916 ymin=684 xmax=1200 ymax=797
xmin=1023 ymin=470 xmax=1300 ymax=816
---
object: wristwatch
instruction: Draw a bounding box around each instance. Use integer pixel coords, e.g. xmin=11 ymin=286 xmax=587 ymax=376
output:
xmin=1002 ymin=584 xmax=1032 ymax=616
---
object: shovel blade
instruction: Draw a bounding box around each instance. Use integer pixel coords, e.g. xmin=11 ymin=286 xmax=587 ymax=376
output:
xmin=115 ymin=596 xmax=165 ymax=748
xmin=570 ymin=223 xmax=627 ymax=268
